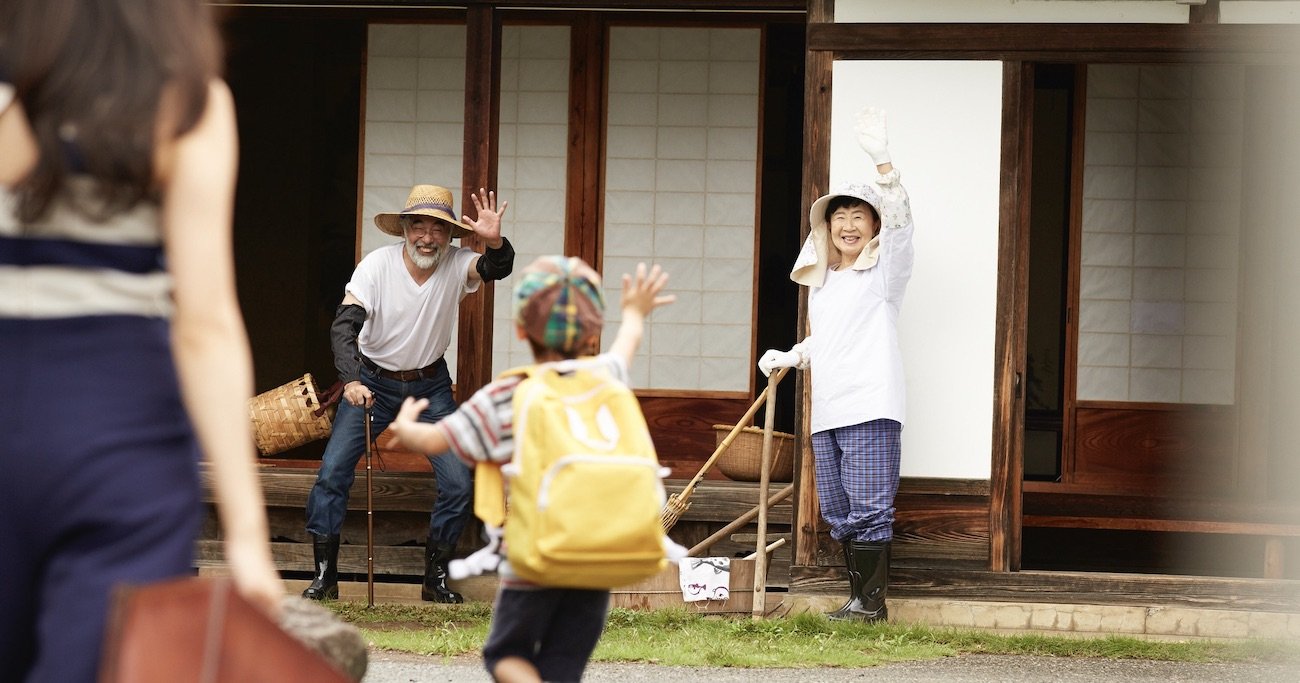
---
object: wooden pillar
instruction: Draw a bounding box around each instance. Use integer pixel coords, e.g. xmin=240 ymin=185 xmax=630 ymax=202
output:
xmin=1263 ymin=538 xmax=1284 ymax=580
xmin=989 ymin=61 xmax=1033 ymax=573
xmin=793 ymin=0 xmax=833 ymax=570
xmin=1189 ymin=0 xmax=1221 ymax=25
xmin=566 ymin=14 xmax=605 ymax=266
xmin=456 ymin=5 xmax=502 ymax=401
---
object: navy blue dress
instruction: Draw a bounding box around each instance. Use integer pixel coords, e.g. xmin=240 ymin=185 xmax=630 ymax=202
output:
xmin=0 ymin=81 xmax=202 ymax=682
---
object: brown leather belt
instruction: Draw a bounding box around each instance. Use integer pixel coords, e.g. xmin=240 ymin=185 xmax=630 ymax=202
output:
xmin=360 ymin=355 xmax=445 ymax=382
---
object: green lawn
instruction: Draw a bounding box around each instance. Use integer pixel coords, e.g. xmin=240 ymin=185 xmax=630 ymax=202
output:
xmin=329 ymin=603 xmax=1300 ymax=668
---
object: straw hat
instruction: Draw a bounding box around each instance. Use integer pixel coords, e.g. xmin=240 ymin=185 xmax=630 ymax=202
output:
xmin=374 ymin=185 xmax=474 ymax=238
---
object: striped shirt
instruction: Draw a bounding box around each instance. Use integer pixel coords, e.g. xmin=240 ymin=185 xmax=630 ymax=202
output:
xmin=435 ymin=353 xmax=629 ymax=467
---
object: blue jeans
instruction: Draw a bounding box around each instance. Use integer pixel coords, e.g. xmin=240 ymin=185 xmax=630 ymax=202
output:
xmin=305 ymin=360 xmax=472 ymax=546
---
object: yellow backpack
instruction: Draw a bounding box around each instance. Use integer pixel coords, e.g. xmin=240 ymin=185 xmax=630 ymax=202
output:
xmin=473 ymin=359 xmax=673 ymax=589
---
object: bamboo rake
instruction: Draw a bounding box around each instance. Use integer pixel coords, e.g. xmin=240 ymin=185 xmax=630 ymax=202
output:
xmin=660 ymin=366 xmax=790 ymax=532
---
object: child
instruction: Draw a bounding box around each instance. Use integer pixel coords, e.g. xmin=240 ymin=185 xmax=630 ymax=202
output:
xmin=390 ymin=256 xmax=673 ymax=683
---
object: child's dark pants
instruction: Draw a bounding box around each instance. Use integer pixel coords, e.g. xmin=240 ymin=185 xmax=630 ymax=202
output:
xmin=482 ymin=586 xmax=610 ymax=682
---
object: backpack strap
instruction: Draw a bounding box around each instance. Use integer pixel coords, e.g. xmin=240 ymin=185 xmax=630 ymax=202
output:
xmin=473 ymin=462 xmax=507 ymax=528
xmin=473 ymin=364 xmax=543 ymax=529
xmin=474 ymin=358 xmax=608 ymax=528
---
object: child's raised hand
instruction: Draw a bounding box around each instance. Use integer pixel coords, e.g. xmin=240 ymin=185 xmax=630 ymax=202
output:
xmin=621 ymin=262 xmax=675 ymax=318
xmin=389 ymin=396 xmax=429 ymax=450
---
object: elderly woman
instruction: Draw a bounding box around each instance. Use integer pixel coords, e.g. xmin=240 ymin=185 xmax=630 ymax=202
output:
xmin=759 ymin=107 xmax=914 ymax=622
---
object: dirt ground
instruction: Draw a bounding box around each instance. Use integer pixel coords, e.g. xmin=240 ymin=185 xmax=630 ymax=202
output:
xmin=362 ymin=650 xmax=1300 ymax=683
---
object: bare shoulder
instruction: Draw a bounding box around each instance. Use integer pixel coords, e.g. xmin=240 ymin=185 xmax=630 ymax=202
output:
xmin=155 ymin=79 xmax=236 ymax=184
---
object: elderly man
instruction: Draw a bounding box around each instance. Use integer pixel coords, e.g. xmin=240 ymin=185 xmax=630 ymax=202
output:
xmin=303 ymin=184 xmax=514 ymax=602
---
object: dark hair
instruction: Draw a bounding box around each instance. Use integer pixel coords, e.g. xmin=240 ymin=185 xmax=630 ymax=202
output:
xmin=824 ymin=195 xmax=880 ymax=224
xmin=0 ymin=0 xmax=223 ymax=222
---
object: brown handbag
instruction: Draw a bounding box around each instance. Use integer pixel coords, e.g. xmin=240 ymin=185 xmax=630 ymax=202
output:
xmin=99 ymin=577 xmax=352 ymax=683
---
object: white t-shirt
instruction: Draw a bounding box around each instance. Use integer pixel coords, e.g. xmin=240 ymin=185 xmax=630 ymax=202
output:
xmin=806 ymin=191 xmax=914 ymax=434
xmin=347 ymin=243 xmax=480 ymax=371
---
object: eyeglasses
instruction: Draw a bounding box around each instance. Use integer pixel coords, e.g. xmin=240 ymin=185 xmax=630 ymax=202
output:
xmin=406 ymin=220 xmax=448 ymax=236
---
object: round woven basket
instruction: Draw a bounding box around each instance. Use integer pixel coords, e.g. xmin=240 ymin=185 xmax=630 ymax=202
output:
xmin=712 ymin=424 xmax=795 ymax=482
xmin=248 ymin=373 xmax=335 ymax=456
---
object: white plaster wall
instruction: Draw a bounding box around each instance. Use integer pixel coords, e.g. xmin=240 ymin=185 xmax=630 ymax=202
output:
xmin=836 ymin=0 xmax=1188 ymax=23
xmin=830 ymin=61 xmax=1003 ymax=479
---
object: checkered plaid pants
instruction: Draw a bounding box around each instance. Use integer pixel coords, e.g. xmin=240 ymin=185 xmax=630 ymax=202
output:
xmin=811 ymin=419 xmax=902 ymax=542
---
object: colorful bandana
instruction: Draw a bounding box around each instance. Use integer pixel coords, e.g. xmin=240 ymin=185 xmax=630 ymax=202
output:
xmin=513 ymin=256 xmax=606 ymax=354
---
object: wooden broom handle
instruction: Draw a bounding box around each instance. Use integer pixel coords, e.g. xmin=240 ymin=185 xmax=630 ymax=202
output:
xmin=678 ymin=366 xmax=789 ymax=499
xmin=688 ymin=483 xmax=795 ymax=556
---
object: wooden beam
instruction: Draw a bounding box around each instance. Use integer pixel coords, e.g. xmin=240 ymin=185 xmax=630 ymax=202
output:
xmin=855 ymin=567 xmax=1300 ymax=613
xmin=225 ymin=0 xmax=807 ymax=11
xmin=197 ymin=540 xmax=425 ymax=575
xmin=202 ymin=468 xmax=438 ymax=511
xmin=1060 ymin=64 xmax=1086 ymax=485
xmin=807 ymin=23 xmax=1300 ymax=63
xmin=1263 ymin=539 xmax=1285 ymax=580
xmin=457 ymin=4 xmax=502 ymax=401
xmin=1023 ymin=491 xmax=1300 ymax=524
xmin=1023 ymin=516 xmax=1300 ymax=536
xmin=989 ymin=62 xmax=1032 ymax=573
xmin=1189 ymin=0 xmax=1221 ymax=25
xmin=793 ymin=0 xmax=832 ymax=570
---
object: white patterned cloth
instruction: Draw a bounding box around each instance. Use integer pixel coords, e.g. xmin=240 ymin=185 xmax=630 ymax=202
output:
xmin=678 ymin=557 xmax=731 ymax=602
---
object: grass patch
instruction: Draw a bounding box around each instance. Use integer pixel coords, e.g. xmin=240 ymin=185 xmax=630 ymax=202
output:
xmin=326 ymin=602 xmax=1300 ymax=668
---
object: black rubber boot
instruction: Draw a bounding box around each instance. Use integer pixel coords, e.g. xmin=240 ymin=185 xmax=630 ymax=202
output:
xmin=827 ymin=540 xmax=890 ymax=623
xmin=826 ymin=541 xmax=861 ymax=620
xmin=302 ymin=533 xmax=340 ymax=601
xmin=421 ymin=537 xmax=463 ymax=603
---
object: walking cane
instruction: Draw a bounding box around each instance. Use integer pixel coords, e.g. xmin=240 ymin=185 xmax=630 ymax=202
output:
xmin=363 ymin=409 xmax=375 ymax=609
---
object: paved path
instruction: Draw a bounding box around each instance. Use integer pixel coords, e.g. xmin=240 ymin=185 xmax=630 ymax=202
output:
xmin=363 ymin=651 xmax=1298 ymax=682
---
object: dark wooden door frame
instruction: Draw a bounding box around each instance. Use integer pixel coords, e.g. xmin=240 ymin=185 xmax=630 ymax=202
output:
xmin=792 ymin=0 xmax=833 ymax=570
xmin=456 ymin=5 xmax=504 ymax=402
xmin=797 ymin=18 xmax=1297 ymax=573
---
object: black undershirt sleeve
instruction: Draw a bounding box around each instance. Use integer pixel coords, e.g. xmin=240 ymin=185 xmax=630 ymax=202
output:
xmin=330 ymin=303 xmax=367 ymax=384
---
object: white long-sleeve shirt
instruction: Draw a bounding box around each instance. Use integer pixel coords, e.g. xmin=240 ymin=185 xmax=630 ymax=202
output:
xmin=804 ymin=173 xmax=914 ymax=434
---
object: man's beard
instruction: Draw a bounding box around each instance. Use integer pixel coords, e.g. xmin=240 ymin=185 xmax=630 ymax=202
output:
xmin=407 ymin=241 xmax=447 ymax=270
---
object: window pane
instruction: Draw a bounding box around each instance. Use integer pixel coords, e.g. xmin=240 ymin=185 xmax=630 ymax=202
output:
xmin=361 ymin=23 xmax=467 ymax=373
xmin=492 ymin=25 xmax=572 ymax=376
xmin=1077 ymin=64 xmax=1242 ymax=404
xmin=603 ymin=27 xmax=760 ymax=391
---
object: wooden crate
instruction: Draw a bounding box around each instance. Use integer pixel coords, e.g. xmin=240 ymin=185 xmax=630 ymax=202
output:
xmin=610 ymin=558 xmax=762 ymax=614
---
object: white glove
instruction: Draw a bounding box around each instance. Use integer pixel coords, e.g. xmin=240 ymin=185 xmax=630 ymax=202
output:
xmin=758 ymin=348 xmax=801 ymax=377
xmin=854 ymin=106 xmax=891 ymax=165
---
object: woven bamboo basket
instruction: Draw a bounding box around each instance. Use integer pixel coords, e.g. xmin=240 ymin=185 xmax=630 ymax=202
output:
xmin=248 ymin=373 xmax=336 ymax=456
xmin=712 ymin=425 xmax=795 ymax=483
